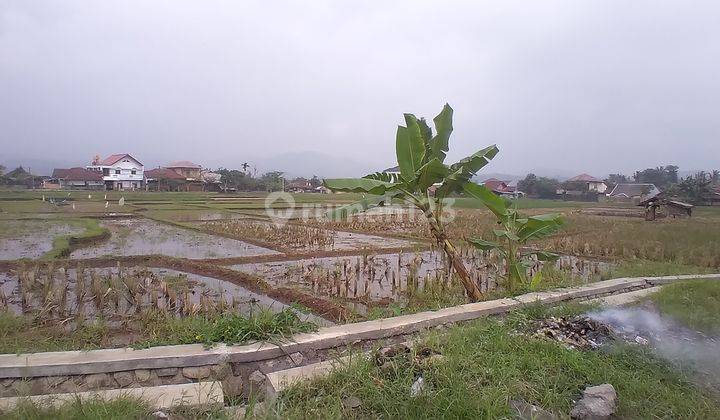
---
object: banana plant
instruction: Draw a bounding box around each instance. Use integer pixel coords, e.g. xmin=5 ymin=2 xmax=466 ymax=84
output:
xmin=463 ymin=182 xmax=563 ymax=292
xmin=323 ymin=104 xmax=498 ymax=302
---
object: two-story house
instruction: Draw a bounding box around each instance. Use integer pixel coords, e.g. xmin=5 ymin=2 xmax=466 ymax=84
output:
xmin=87 ymin=154 xmax=145 ymax=190
xmin=165 ymin=161 xmax=202 ymax=180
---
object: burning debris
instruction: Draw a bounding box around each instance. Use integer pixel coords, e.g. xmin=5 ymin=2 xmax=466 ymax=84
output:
xmin=533 ymin=316 xmax=613 ymax=350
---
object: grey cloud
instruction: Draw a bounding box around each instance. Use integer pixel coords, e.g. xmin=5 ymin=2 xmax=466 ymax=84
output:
xmin=1 ymin=1 xmax=718 ymax=177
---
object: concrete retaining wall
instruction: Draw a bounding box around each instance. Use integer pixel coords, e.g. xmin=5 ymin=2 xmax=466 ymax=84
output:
xmin=0 ymin=274 xmax=717 ymax=398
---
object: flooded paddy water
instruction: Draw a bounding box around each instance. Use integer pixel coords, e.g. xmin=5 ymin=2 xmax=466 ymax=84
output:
xmin=145 ymin=210 xmax=251 ymax=222
xmin=70 ymin=218 xmax=280 ymax=259
xmin=0 ymin=220 xmax=84 ymax=260
xmin=198 ymin=219 xmax=416 ymax=252
xmin=0 ymin=265 xmax=328 ymax=326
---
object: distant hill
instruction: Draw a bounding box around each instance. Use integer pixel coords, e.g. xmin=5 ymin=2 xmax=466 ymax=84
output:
xmin=252 ymin=151 xmax=375 ymax=179
xmin=475 ymin=173 xmax=524 ymax=183
xmin=0 ymin=157 xmax=76 ymax=177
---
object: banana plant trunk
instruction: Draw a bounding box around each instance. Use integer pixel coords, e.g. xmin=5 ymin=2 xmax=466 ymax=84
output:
xmin=422 ymin=208 xmax=483 ymax=301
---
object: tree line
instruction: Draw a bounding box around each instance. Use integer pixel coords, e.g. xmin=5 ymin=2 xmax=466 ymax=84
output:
xmin=214 ymin=168 xmax=322 ymax=192
xmin=517 ymin=165 xmax=719 ymax=204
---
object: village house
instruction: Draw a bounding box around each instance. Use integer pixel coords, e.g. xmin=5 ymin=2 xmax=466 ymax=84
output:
xmin=482 ymin=178 xmax=525 ymax=198
xmin=565 ymin=174 xmax=607 ymax=193
xmin=556 ymin=173 xmax=607 ymax=201
xmin=1 ymin=167 xmax=44 ymax=189
xmin=200 ymin=170 xmax=223 ymax=191
xmin=607 ymin=183 xmax=661 ymax=202
xmin=166 ymin=161 xmax=202 ymax=180
xmin=286 ymin=178 xmax=314 ymax=193
xmin=144 ymin=168 xmax=186 ymax=191
xmin=86 ymin=154 xmax=144 ymax=191
xmin=46 ymin=168 xmax=104 ymax=190
xmin=145 ymin=161 xmax=222 ymax=192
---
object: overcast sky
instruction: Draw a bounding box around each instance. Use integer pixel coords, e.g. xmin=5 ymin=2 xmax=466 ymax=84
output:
xmin=1 ymin=1 xmax=719 ymax=177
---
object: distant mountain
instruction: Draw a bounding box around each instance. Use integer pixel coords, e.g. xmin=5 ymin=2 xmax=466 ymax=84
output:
xmin=252 ymin=151 xmax=376 ymax=179
xmin=0 ymin=156 xmax=76 ymax=176
xmin=475 ymin=173 xmax=524 ymax=182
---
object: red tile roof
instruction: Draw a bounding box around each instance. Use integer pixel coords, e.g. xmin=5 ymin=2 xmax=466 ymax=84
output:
xmin=52 ymin=167 xmax=103 ymax=181
xmin=145 ymin=168 xmax=185 ymax=180
xmin=97 ymin=154 xmax=142 ymax=166
xmin=483 ymin=178 xmax=510 ymax=192
xmin=568 ymin=173 xmax=602 ymax=183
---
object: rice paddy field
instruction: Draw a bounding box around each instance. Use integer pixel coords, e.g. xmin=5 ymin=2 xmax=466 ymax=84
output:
xmin=1 ymin=189 xmax=719 ymax=352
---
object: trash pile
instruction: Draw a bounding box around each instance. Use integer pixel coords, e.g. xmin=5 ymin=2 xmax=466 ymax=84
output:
xmin=373 ymin=343 xmax=446 ymax=397
xmin=533 ymin=316 xmax=613 ymax=350
xmin=374 ymin=343 xmax=444 ymax=369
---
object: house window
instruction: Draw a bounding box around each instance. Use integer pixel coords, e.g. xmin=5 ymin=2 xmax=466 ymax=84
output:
xmin=103 ymin=168 xmax=109 ymax=176
xmin=115 ymin=169 xmax=121 ymax=174
xmin=131 ymin=170 xmax=136 ymax=175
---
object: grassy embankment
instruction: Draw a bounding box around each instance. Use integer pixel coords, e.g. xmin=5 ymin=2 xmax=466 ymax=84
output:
xmin=270 ymin=303 xmax=720 ymax=419
xmin=1 ymin=396 xmax=226 ymax=420
xmin=0 ymin=308 xmax=315 ymax=354
xmin=5 ymin=302 xmax=719 ymax=419
xmin=650 ymin=279 xmax=720 ymax=335
xmin=41 ymin=219 xmax=110 ymax=260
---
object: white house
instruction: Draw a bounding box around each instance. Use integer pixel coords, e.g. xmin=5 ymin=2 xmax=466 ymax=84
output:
xmin=87 ymin=153 xmax=144 ymax=190
xmin=566 ymin=173 xmax=608 ymax=193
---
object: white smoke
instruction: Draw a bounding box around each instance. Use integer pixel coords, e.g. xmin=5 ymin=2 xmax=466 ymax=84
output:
xmin=589 ymin=307 xmax=720 ymax=394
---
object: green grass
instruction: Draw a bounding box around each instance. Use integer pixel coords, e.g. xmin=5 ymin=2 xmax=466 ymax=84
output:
xmin=366 ymin=265 xmax=594 ymax=320
xmin=0 ymin=396 xmax=152 ymax=420
xmin=0 ymin=396 xmax=230 ymax=420
xmin=271 ymin=304 xmax=720 ymax=419
xmin=603 ymin=259 xmax=715 ymax=278
xmin=651 ymin=279 xmax=720 ymax=335
xmin=449 ymin=197 xmax=604 ymax=210
xmin=133 ymin=308 xmax=316 ymax=349
xmin=0 ymin=200 xmax=56 ymax=214
xmin=0 ymin=308 xmax=316 ymax=354
xmin=41 ymin=218 xmax=109 ymax=260
xmin=0 ymin=313 xmax=111 ymax=354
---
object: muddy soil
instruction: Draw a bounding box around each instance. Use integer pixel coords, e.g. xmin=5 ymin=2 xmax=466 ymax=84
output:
xmin=69 ymin=219 xmax=280 ymax=259
xmin=0 ymin=220 xmax=83 ymax=260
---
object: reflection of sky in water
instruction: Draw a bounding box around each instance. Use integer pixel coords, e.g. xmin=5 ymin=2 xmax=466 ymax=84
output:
xmin=232 ymin=251 xmax=609 ymax=303
xmin=0 ymin=220 xmax=83 ymax=260
xmin=70 ymin=218 xmax=280 ymax=259
xmin=0 ymin=267 xmax=331 ymax=326
xmin=199 ymin=219 xmax=415 ymax=252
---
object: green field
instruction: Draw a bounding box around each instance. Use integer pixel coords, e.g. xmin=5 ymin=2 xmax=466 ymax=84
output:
xmin=1 ymin=189 xmax=719 ymax=418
